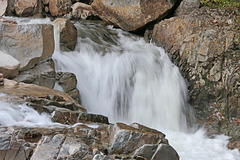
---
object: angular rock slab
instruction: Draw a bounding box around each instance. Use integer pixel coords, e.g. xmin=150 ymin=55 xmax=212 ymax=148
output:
xmin=31 ymin=134 xmax=66 ymax=160
xmin=109 ymin=123 xmax=167 ymax=154
xmin=92 ymin=0 xmax=178 ymax=31
xmin=0 ymin=51 xmax=20 ymax=79
xmin=134 ymin=144 xmax=179 ymax=160
xmin=0 ymin=21 xmax=54 ymax=71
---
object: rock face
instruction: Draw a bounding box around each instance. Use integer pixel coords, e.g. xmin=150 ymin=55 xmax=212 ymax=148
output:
xmin=0 ymin=0 xmax=8 ymax=16
xmin=49 ymin=0 xmax=72 ymax=16
xmin=0 ymin=20 xmax=54 ymax=71
xmin=54 ymin=18 xmax=77 ymax=51
xmin=91 ymin=0 xmax=179 ymax=31
xmin=72 ymin=2 xmax=94 ymax=19
xmin=151 ymin=7 xmax=239 ymax=143
xmin=0 ymin=51 xmax=20 ymax=79
xmin=14 ymin=0 xmax=42 ymax=17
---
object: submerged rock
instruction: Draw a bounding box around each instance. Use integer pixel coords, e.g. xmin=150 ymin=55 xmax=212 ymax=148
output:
xmin=54 ymin=18 xmax=77 ymax=51
xmin=0 ymin=20 xmax=54 ymax=71
xmin=0 ymin=51 xmax=20 ymax=79
xmin=91 ymin=0 xmax=178 ymax=31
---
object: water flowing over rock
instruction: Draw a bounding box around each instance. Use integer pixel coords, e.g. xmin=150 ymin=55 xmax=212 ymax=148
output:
xmin=0 ymin=20 xmax=54 ymax=71
xmin=0 ymin=82 xmax=86 ymax=113
xmin=0 ymin=0 xmax=8 ymax=16
xmin=91 ymin=0 xmax=179 ymax=31
xmin=49 ymin=0 xmax=72 ymax=16
xmin=0 ymin=51 xmax=20 ymax=79
xmin=54 ymin=18 xmax=77 ymax=51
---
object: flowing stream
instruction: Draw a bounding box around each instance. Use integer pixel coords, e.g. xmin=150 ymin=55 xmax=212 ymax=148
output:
xmin=1 ymin=18 xmax=240 ymax=160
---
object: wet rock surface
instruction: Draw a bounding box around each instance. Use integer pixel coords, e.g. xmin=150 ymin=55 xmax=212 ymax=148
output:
xmin=54 ymin=18 xmax=77 ymax=51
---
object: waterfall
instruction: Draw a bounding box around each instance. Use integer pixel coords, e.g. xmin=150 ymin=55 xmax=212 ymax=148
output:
xmin=53 ymin=22 xmax=191 ymax=132
xmin=52 ymin=21 xmax=240 ymax=160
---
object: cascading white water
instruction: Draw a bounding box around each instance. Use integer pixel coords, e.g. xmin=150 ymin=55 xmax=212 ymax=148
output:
xmin=53 ymin=23 xmax=189 ymax=132
xmin=52 ymin=22 xmax=240 ymax=160
xmin=0 ymin=94 xmax=54 ymax=127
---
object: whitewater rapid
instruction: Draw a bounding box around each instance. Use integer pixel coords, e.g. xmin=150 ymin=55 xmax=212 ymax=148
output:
xmin=1 ymin=17 xmax=239 ymax=160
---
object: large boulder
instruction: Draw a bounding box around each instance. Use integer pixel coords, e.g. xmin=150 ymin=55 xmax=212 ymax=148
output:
xmin=0 ymin=51 xmax=20 ymax=79
xmin=54 ymin=18 xmax=77 ymax=51
xmin=0 ymin=20 xmax=54 ymax=71
xmin=91 ymin=0 xmax=179 ymax=31
xmin=0 ymin=0 xmax=8 ymax=16
xmin=49 ymin=0 xmax=72 ymax=16
xmin=14 ymin=0 xmax=42 ymax=17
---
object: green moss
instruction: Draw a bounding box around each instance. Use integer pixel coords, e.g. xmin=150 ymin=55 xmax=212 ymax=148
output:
xmin=200 ymin=0 xmax=240 ymax=10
